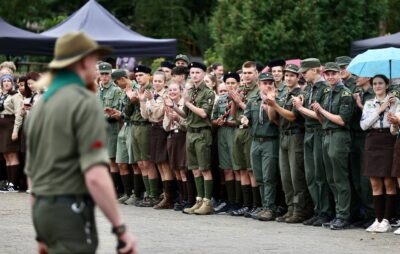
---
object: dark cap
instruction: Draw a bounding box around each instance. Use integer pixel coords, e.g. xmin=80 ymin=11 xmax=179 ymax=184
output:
xmin=175 ymin=54 xmax=190 ymax=64
xmin=284 ymin=64 xmax=299 ymax=74
xmin=160 ymin=61 xmax=175 ymax=70
xmin=98 ymin=62 xmax=112 ymax=73
xmin=189 ymin=62 xmax=207 ymax=72
xmin=324 ymin=62 xmax=340 ymax=72
xmin=223 ymin=72 xmax=240 ymax=82
xmin=259 ymin=72 xmax=274 ymax=81
xmin=134 ymin=65 xmax=151 ymax=74
xmin=111 ymin=69 xmax=127 ymax=81
xmin=299 ymin=58 xmax=321 ymax=73
xmin=268 ymin=59 xmax=286 ymax=68
xmin=172 ymin=66 xmax=188 ymax=76
xmin=335 ymin=56 xmax=352 ymax=66
xmin=256 ymin=63 xmax=264 ymax=72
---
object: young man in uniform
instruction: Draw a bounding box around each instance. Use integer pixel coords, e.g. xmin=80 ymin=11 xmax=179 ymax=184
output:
xmin=292 ymin=58 xmax=333 ymax=226
xmin=97 ymin=62 xmax=123 ymax=196
xmin=24 ymin=31 xmax=136 ymax=254
xmin=349 ymin=76 xmax=375 ymax=227
xmin=171 ymin=62 xmax=215 ymax=215
xmin=241 ymin=72 xmax=280 ymax=221
xmin=269 ymin=59 xmax=288 ymax=99
xmin=125 ymin=65 xmax=160 ymax=207
xmin=335 ymin=56 xmax=355 ymax=92
xmin=267 ymin=64 xmax=313 ymax=223
xmin=312 ymin=62 xmax=353 ymax=230
xmin=174 ymin=54 xmax=190 ymax=68
xmin=230 ymin=61 xmax=262 ymax=217
xmin=111 ymin=70 xmax=143 ymax=205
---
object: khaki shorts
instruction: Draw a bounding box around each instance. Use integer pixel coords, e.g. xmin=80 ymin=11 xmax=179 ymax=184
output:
xmin=116 ymin=124 xmax=135 ymax=164
xmin=232 ymin=128 xmax=252 ymax=170
xmin=132 ymin=124 xmax=151 ymax=161
xmin=186 ymin=129 xmax=212 ymax=170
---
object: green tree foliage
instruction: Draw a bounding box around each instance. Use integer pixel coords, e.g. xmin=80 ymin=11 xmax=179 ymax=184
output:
xmin=210 ymin=0 xmax=387 ymax=69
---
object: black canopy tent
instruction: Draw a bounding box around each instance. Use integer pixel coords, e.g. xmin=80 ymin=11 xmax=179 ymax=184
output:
xmin=0 ymin=18 xmax=55 ymax=56
xmin=351 ymin=32 xmax=400 ymax=56
xmin=41 ymin=0 xmax=177 ymax=57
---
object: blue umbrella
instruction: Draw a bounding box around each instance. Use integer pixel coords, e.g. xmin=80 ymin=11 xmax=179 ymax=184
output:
xmin=347 ymin=47 xmax=400 ymax=79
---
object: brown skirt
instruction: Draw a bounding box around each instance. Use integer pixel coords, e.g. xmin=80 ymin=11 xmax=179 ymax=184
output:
xmin=167 ymin=130 xmax=187 ymax=170
xmin=391 ymin=138 xmax=400 ymax=177
xmin=363 ymin=131 xmax=396 ymax=177
xmin=150 ymin=125 xmax=168 ymax=163
xmin=0 ymin=115 xmax=20 ymax=153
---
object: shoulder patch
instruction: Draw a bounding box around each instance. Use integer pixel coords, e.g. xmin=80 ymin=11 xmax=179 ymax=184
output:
xmin=342 ymin=91 xmax=352 ymax=97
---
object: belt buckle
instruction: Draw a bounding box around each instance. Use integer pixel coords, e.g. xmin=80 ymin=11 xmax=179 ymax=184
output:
xmin=174 ymin=129 xmax=179 ymax=133
xmin=239 ymin=125 xmax=244 ymax=129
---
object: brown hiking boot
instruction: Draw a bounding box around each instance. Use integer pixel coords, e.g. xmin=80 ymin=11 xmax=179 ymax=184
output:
xmin=275 ymin=211 xmax=293 ymax=222
xmin=257 ymin=209 xmax=275 ymax=221
xmin=285 ymin=214 xmax=308 ymax=224
xmin=194 ymin=198 xmax=214 ymax=215
xmin=153 ymin=193 xmax=174 ymax=209
xmin=183 ymin=197 xmax=203 ymax=214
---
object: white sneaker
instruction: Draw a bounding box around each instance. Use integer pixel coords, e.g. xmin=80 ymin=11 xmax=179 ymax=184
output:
xmin=394 ymin=227 xmax=400 ymax=235
xmin=375 ymin=219 xmax=392 ymax=233
xmin=366 ymin=219 xmax=381 ymax=232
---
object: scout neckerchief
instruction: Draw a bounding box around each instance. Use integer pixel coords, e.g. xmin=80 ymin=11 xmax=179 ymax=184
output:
xmin=44 ymin=70 xmax=85 ymax=101
xmin=222 ymin=95 xmax=233 ymax=121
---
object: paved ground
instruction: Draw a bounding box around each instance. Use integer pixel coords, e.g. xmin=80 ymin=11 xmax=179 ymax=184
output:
xmin=1 ymin=193 xmax=399 ymax=254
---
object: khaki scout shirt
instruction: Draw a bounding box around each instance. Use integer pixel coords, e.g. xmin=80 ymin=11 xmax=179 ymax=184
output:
xmin=278 ymin=87 xmax=304 ymax=131
xmin=321 ymin=82 xmax=353 ymax=130
xmin=125 ymin=83 xmax=153 ymax=123
xmin=1 ymin=92 xmax=23 ymax=133
xmin=163 ymin=97 xmax=186 ymax=131
xmin=140 ymin=88 xmax=167 ymax=123
xmin=234 ymin=82 xmax=259 ymax=124
xmin=24 ymin=70 xmax=109 ymax=196
xmin=302 ymin=78 xmax=329 ymax=128
xmin=244 ymin=93 xmax=279 ymax=137
xmin=184 ymin=81 xmax=215 ymax=128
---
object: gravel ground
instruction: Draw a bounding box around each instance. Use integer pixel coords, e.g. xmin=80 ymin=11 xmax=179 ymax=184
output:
xmin=1 ymin=193 xmax=399 ymax=254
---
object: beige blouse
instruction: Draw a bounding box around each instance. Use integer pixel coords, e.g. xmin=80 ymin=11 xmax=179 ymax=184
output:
xmin=163 ymin=97 xmax=186 ymax=131
xmin=140 ymin=88 xmax=167 ymax=123
xmin=1 ymin=92 xmax=23 ymax=133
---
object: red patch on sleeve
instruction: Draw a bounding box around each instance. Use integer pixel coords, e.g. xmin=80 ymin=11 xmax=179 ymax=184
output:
xmin=91 ymin=140 xmax=103 ymax=149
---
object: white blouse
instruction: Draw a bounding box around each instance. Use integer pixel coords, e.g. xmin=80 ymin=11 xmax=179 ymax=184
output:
xmin=360 ymin=96 xmax=399 ymax=131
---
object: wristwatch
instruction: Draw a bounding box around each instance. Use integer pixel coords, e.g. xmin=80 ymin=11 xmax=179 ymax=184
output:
xmin=112 ymin=224 xmax=127 ymax=236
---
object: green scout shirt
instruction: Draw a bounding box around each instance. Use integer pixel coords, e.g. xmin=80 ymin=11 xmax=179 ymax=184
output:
xmin=244 ymin=93 xmax=279 ymax=137
xmin=24 ymin=70 xmax=109 ymax=196
xmin=184 ymin=81 xmax=215 ymax=128
xmin=124 ymin=83 xmax=153 ymax=123
xmin=302 ymin=79 xmax=329 ymax=128
xmin=119 ymin=81 xmax=140 ymax=123
xmin=98 ymin=81 xmax=122 ymax=109
xmin=235 ymin=82 xmax=259 ymax=124
xmin=344 ymin=76 xmax=356 ymax=93
xmin=278 ymin=87 xmax=304 ymax=131
xmin=276 ymin=82 xmax=288 ymax=107
xmin=211 ymin=93 xmax=234 ymax=121
xmin=321 ymin=82 xmax=353 ymax=130
xmin=350 ymin=86 xmax=374 ymax=131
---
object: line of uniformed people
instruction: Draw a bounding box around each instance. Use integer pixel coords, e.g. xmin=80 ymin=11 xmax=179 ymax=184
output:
xmin=96 ymin=55 xmax=400 ymax=234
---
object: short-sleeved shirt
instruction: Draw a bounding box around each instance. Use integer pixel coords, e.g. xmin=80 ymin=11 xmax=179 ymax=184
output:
xmin=211 ymin=93 xmax=234 ymax=121
xmin=321 ymin=82 xmax=354 ymax=130
xmin=302 ymin=79 xmax=329 ymax=128
xmin=234 ymin=82 xmax=259 ymax=124
xmin=24 ymin=71 xmax=109 ymax=196
xmin=278 ymin=87 xmax=304 ymax=131
xmin=244 ymin=93 xmax=279 ymax=138
xmin=184 ymin=82 xmax=215 ymax=128
xmin=350 ymin=86 xmax=374 ymax=131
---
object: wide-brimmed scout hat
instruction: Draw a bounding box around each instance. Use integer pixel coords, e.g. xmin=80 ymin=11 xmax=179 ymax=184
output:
xmin=48 ymin=31 xmax=112 ymax=69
